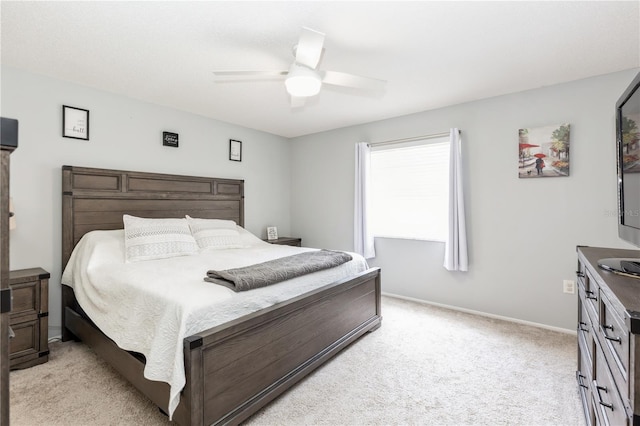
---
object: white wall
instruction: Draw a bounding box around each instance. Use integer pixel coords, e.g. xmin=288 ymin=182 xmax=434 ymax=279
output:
xmin=1 ymin=66 xmax=292 ymax=337
xmin=4 ymin=66 xmax=639 ymax=336
xmin=290 ymin=69 xmax=640 ymax=331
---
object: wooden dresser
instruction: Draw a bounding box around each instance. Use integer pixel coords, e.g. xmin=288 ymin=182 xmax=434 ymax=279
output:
xmin=577 ymin=246 xmax=640 ymax=425
xmin=9 ymin=268 xmax=49 ymax=370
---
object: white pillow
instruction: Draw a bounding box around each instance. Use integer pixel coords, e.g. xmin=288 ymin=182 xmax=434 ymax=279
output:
xmin=123 ymin=215 xmax=198 ymax=262
xmin=186 ymin=216 xmax=245 ymax=250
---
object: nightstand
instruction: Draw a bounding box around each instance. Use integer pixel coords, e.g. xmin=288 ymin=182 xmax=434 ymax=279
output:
xmin=263 ymin=237 xmax=302 ymax=247
xmin=9 ymin=267 xmax=50 ymax=370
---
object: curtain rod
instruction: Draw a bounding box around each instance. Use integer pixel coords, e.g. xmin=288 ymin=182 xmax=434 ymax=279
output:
xmin=369 ymin=130 xmax=460 ymax=147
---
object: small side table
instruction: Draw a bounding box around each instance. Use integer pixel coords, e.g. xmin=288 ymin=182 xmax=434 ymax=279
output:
xmin=263 ymin=237 xmax=302 ymax=247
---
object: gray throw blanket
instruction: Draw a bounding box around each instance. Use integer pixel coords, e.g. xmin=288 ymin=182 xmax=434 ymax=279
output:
xmin=205 ymin=249 xmax=353 ymax=292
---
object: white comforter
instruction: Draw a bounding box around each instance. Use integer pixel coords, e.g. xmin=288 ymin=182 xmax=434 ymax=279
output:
xmin=61 ymin=228 xmax=368 ymax=419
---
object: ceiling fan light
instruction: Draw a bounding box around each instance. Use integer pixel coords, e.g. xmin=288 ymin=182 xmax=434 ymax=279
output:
xmin=285 ymin=65 xmax=322 ymax=97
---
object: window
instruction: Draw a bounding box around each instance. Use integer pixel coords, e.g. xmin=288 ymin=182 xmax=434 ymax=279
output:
xmin=370 ymin=137 xmax=450 ymax=241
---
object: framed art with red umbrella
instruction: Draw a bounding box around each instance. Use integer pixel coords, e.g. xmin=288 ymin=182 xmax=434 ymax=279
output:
xmin=518 ymin=124 xmax=571 ymax=178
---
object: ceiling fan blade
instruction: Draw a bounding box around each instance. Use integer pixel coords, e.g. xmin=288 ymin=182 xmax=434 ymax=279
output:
xmin=322 ymin=70 xmax=386 ymax=92
xmin=290 ymin=96 xmax=307 ymax=108
xmin=295 ymin=27 xmax=325 ymax=69
xmin=212 ymin=70 xmax=288 ymax=80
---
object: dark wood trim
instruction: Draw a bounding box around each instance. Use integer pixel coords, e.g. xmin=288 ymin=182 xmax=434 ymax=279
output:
xmin=0 ymin=148 xmax=11 ymax=425
xmin=60 ymin=165 xmax=382 ymax=426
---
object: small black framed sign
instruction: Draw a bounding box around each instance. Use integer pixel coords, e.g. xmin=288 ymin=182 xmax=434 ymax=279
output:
xmin=62 ymin=105 xmax=89 ymax=140
xmin=229 ymin=139 xmax=242 ymax=161
xmin=163 ymin=131 xmax=179 ymax=148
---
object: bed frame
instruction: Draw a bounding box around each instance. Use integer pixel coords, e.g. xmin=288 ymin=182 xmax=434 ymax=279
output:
xmin=60 ymin=165 xmax=382 ymax=426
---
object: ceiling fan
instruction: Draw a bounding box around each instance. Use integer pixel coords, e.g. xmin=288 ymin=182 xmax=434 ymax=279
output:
xmin=212 ymin=27 xmax=386 ymax=107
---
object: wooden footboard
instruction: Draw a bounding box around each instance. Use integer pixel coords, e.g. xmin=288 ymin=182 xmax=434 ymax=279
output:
xmin=63 ymin=267 xmax=381 ymax=426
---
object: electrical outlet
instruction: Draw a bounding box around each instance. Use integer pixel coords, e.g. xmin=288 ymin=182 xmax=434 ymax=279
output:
xmin=563 ymin=279 xmax=575 ymax=294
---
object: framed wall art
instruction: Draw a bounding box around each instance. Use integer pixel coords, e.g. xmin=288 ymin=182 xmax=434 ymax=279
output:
xmin=163 ymin=131 xmax=179 ymax=148
xmin=518 ymin=123 xmax=570 ymax=178
xmin=62 ymin=105 xmax=90 ymax=140
xmin=229 ymin=139 xmax=242 ymax=161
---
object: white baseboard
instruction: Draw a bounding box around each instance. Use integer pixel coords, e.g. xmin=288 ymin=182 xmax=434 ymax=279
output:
xmin=381 ymin=292 xmax=576 ymax=336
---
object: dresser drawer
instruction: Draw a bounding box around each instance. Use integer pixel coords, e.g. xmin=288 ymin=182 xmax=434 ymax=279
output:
xmin=582 ymin=269 xmax=600 ymax=324
xmin=579 ymin=290 xmax=595 ymax=365
xmin=594 ymin=349 xmax=629 ymax=426
xmin=600 ymin=292 xmax=630 ymax=386
xmin=578 ymin=340 xmax=595 ymax=426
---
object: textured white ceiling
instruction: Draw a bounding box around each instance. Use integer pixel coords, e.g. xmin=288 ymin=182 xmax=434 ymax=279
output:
xmin=2 ymin=1 xmax=639 ymax=138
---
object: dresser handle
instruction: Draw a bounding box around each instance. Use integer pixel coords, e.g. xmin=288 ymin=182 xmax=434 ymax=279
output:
xmin=602 ymin=324 xmax=622 ymax=343
xmin=576 ymin=271 xmax=585 ymax=278
xmin=595 ymin=384 xmax=614 ymax=411
xmin=585 ymin=290 xmax=598 ymax=301
xmin=604 ymin=335 xmax=622 ymax=344
xmin=578 ymin=322 xmax=589 ymax=332
xmin=577 ymin=373 xmax=588 ymax=388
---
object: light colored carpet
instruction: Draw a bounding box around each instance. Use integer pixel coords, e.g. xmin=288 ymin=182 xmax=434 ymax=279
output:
xmin=10 ymin=296 xmax=585 ymax=425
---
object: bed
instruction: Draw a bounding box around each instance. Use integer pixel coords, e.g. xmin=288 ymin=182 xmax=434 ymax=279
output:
xmin=60 ymin=165 xmax=382 ymax=426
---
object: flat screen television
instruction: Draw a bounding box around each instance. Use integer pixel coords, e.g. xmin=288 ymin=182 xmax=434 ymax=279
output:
xmin=598 ymin=71 xmax=640 ymax=278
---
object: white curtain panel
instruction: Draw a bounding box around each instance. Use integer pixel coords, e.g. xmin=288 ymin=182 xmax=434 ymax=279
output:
xmin=354 ymin=142 xmax=376 ymax=259
xmin=444 ymin=128 xmax=469 ymax=271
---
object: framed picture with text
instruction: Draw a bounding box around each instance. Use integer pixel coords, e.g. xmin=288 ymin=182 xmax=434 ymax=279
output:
xmin=62 ymin=105 xmax=90 ymax=140
xmin=229 ymin=139 xmax=242 ymax=161
xmin=267 ymin=226 xmax=278 ymax=240
xmin=163 ymin=131 xmax=179 ymax=148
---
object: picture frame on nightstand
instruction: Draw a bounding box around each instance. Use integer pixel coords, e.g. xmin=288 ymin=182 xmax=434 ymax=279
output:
xmin=267 ymin=226 xmax=278 ymax=240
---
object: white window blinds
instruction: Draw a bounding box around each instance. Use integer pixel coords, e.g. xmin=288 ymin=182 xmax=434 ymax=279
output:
xmin=370 ymin=137 xmax=450 ymax=241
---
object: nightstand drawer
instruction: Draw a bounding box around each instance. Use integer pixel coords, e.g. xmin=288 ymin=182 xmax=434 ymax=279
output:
xmin=10 ymin=319 xmax=40 ymax=359
xmin=10 ymin=279 xmax=40 ymax=322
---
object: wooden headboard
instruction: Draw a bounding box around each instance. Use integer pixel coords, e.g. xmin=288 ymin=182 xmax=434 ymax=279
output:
xmin=61 ymin=166 xmax=244 ymax=268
